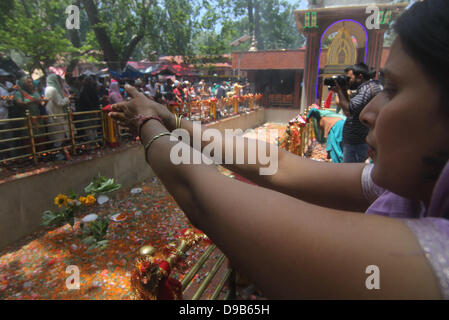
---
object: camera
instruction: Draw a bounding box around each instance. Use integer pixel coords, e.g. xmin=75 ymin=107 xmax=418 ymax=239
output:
xmin=324 ymin=75 xmax=349 ymax=88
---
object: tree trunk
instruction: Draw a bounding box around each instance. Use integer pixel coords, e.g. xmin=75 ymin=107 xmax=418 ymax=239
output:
xmin=81 ymin=0 xmax=121 ymax=71
xmin=67 ymin=1 xmax=82 ymax=75
xmin=254 ymin=1 xmax=262 ymax=50
xmin=247 ymin=0 xmax=254 ymax=36
xmin=120 ymin=33 xmax=145 ymax=70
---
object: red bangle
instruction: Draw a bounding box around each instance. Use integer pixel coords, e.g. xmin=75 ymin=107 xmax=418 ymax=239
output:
xmin=137 ymin=115 xmax=164 ymax=138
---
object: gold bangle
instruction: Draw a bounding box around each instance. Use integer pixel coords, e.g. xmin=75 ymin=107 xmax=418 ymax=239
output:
xmin=174 ymin=114 xmax=179 ymax=130
xmin=177 ymin=114 xmax=183 ymax=129
xmin=144 ymin=132 xmax=172 ymax=161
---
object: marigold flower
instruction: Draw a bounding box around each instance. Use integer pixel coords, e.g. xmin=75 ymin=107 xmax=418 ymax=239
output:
xmin=54 ymin=194 xmax=69 ymax=208
xmin=80 ymin=195 xmax=96 ymax=206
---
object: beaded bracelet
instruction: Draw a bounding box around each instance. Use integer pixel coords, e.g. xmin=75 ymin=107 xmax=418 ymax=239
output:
xmin=137 ymin=115 xmax=164 ymax=138
xmin=144 ymin=132 xmax=172 ymax=162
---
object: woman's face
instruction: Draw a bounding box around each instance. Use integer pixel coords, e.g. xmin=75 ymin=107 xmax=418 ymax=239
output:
xmin=360 ymin=39 xmax=449 ymax=204
xmin=25 ymin=77 xmax=34 ymax=91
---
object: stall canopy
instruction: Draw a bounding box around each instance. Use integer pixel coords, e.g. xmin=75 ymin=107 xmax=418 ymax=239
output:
xmin=149 ymin=62 xmax=198 ymax=77
xmin=98 ymin=60 xmax=198 ymax=79
xmin=110 ymin=64 xmax=145 ymax=80
xmin=0 ymin=56 xmax=25 ymax=77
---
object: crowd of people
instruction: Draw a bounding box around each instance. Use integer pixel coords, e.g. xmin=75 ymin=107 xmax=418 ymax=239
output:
xmin=126 ymin=77 xmax=251 ymax=105
xmin=1 ymin=70 xmax=251 ymax=162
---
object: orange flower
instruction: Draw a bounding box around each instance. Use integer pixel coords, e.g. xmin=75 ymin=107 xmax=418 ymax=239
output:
xmin=80 ymin=195 xmax=96 ymax=206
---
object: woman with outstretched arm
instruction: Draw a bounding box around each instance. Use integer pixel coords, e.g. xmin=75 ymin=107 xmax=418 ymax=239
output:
xmin=110 ymin=1 xmax=449 ymax=299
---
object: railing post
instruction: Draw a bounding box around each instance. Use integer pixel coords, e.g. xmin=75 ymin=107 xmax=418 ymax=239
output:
xmin=300 ymin=126 xmax=305 ymax=157
xmin=233 ymin=97 xmax=238 ymax=115
xmin=100 ymin=110 xmax=107 ymax=147
xmin=25 ymin=110 xmax=38 ymax=165
xmin=304 ymin=122 xmax=308 ymax=153
xmin=67 ymin=107 xmax=77 ymax=154
xmin=210 ymin=100 xmax=217 ymax=121
xmin=200 ymin=102 xmax=203 ymax=123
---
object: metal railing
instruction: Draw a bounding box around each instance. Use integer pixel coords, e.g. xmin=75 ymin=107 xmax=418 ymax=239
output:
xmin=168 ymin=94 xmax=261 ymax=123
xmin=0 ymin=95 xmax=263 ymax=166
xmin=0 ymin=108 xmax=105 ymax=164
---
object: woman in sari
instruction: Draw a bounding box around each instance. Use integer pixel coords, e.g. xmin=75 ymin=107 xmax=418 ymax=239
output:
xmin=13 ymin=76 xmax=44 ymax=157
xmin=110 ymin=0 xmax=449 ymax=299
xmin=45 ymin=74 xmax=70 ymax=157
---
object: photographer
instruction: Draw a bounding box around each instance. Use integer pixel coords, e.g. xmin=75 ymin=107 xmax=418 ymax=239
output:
xmin=334 ymin=63 xmax=382 ymax=163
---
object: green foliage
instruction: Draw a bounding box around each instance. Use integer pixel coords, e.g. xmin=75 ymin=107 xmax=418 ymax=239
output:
xmin=81 ymin=217 xmax=109 ymax=250
xmin=42 ymin=210 xmax=73 ymax=228
xmin=42 ymin=206 xmax=77 ymax=228
xmin=1 ymin=0 xmax=306 ymax=72
xmin=84 ymin=174 xmax=121 ymax=195
xmin=0 ymin=0 xmax=75 ymax=73
xmin=192 ymin=0 xmax=305 ymax=55
xmin=258 ymin=0 xmax=305 ymax=50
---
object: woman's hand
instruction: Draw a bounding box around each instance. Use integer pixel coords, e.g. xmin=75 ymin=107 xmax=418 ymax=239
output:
xmin=109 ymin=85 xmax=172 ymax=134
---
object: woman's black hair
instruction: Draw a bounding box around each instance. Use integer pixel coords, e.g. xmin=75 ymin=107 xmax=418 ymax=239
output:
xmin=395 ymin=0 xmax=449 ymax=177
xmin=394 ymin=0 xmax=449 ymax=108
xmin=345 ymin=63 xmax=376 ymax=81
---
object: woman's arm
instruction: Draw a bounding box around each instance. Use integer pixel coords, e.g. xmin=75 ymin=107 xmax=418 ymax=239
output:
xmin=14 ymin=92 xmax=35 ymax=108
xmin=138 ymin=91 xmax=370 ymax=211
xmin=111 ymin=89 xmax=441 ymax=299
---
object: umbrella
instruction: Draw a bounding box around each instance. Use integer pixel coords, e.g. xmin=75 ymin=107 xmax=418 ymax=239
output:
xmin=0 ymin=69 xmax=11 ymax=76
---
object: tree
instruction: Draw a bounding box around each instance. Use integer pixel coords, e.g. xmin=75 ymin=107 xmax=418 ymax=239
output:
xmin=0 ymin=0 xmax=75 ymax=75
xmin=258 ymin=0 xmax=304 ymax=50
xmin=80 ymin=0 xmax=157 ymax=70
xmin=195 ymin=0 xmax=305 ymax=54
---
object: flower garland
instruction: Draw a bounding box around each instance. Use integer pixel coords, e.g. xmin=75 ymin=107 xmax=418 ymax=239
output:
xmin=279 ymin=114 xmax=308 ymax=156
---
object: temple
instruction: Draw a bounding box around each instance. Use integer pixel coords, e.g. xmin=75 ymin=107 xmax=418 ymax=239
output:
xmin=232 ymin=1 xmax=407 ymax=111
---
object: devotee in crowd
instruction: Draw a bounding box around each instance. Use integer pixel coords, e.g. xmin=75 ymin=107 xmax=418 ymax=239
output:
xmin=199 ymin=80 xmax=209 ymax=99
xmin=153 ymin=82 xmax=164 ymax=104
xmin=110 ymin=0 xmax=449 ymax=299
xmin=216 ymin=81 xmax=227 ymax=100
xmin=13 ymin=76 xmax=45 ymax=157
xmin=0 ymin=69 xmax=14 ymax=159
xmin=78 ymin=76 xmax=100 ymax=142
xmin=145 ymin=78 xmax=158 ymax=99
xmin=2 ymin=72 xmax=16 ymax=90
xmin=210 ymin=83 xmax=219 ymax=97
xmin=334 ymin=63 xmax=382 ymax=163
xmin=183 ymin=81 xmax=192 ymax=102
xmin=97 ymin=78 xmax=109 ymax=107
xmin=227 ymin=81 xmax=248 ymax=97
xmin=189 ymin=83 xmax=197 ymax=101
xmin=108 ymin=80 xmax=123 ymax=105
xmin=78 ymin=76 xmax=99 ymax=112
xmin=45 ymin=74 xmax=71 ymax=159
xmin=66 ymin=74 xmax=82 ymax=112
xmin=173 ymin=80 xmax=184 ymax=104
xmin=162 ymin=78 xmax=175 ymax=103
xmin=135 ymin=79 xmax=145 ymax=93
